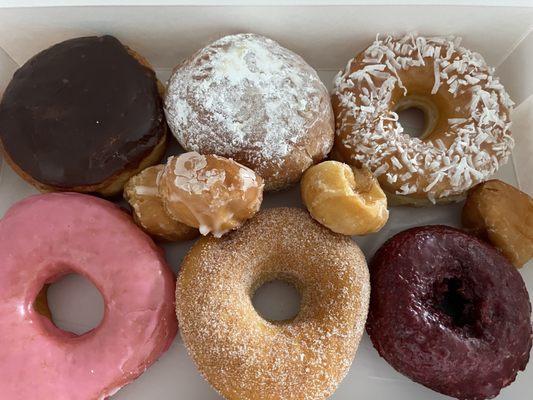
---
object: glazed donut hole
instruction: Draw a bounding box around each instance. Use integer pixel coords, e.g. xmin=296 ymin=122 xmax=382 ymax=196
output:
xmin=159 ymin=152 xmax=264 ymax=237
xmin=301 ymin=160 xmax=389 ymax=235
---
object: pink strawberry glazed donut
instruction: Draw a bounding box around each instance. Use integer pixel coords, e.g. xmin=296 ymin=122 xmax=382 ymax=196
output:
xmin=0 ymin=193 xmax=178 ymax=400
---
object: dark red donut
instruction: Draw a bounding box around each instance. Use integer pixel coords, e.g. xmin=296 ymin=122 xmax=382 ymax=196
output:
xmin=366 ymin=225 xmax=532 ymax=400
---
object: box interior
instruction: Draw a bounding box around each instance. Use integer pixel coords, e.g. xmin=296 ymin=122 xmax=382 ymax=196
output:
xmin=0 ymin=4 xmax=531 ymax=400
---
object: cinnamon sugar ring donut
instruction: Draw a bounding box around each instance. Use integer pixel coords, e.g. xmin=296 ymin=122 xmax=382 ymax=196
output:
xmin=176 ymin=208 xmax=370 ymax=400
xmin=332 ymin=33 xmax=514 ymax=206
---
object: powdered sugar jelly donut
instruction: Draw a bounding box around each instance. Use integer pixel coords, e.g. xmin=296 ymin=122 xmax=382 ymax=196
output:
xmin=333 ymin=34 xmax=514 ymax=205
xmin=165 ymin=33 xmax=334 ymax=191
xmin=0 ymin=193 xmax=177 ymax=399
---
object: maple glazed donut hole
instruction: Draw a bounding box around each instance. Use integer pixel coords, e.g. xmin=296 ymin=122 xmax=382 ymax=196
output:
xmin=332 ymin=33 xmax=514 ymax=206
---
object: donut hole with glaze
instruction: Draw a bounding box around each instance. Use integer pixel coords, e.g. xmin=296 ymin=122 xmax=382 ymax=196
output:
xmin=34 ymin=271 xmax=105 ymax=336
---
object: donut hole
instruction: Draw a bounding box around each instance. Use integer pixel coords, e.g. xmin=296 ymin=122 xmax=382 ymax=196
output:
xmin=394 ymin=95 xmax=439 ymax=139
xmin=433 ymin=277 xmax=480 ymax=334
xmin=36 ymin=273 xmax=105 ymax=336
xmin=252 ymin=278 xmax=301 ymax=323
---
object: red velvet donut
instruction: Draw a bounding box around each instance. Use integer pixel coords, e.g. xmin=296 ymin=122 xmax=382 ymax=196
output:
xmin=366 ymin=225 xmax=532 ymax=400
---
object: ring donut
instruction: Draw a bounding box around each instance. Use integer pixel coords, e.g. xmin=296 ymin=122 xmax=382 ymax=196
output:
xmin=0 ymin=193 xmax=177 ymax=399
xmin=176 ymin=208 xmax=370 ymax=399
xmin=367 ymin=225 xmax=532 ymax=399
xmin=332 ymin=33 xmax=514 ymax=205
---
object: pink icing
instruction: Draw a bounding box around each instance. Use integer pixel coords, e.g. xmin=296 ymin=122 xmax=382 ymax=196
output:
xmin=0 ymin=193 xmax=178 ymax=399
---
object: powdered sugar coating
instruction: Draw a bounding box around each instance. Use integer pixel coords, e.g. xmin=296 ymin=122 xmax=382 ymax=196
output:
xmin=165 ymin=33 xmax=334 ymax=191
xmin=333 ymin=33 xmax=514 ymax=203
xmin=176 ymin=208 xmax=370 ymax=400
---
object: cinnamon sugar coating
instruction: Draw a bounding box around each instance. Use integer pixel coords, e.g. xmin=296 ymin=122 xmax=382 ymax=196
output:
xmin=176 ymin=208 xmax=370 ymax=400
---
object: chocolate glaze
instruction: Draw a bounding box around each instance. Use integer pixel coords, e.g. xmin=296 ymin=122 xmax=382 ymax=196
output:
xmin=367 ymin=225 xmax=532 ymax=400
xmin=0 ymin=35 xmax=165 ymax=188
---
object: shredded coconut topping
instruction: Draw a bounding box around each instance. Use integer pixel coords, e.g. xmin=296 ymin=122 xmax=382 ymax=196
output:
xmin=164 ymin=33 xmax=333 ymax=188
xmin=333 ymin=33 xmax=514 ymax=202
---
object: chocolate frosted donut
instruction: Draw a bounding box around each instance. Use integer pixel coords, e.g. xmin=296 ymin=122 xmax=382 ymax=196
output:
xmin=0 ymin=36 xmax=166 ymax=195
xmin=367 ymin=225 xmax=532 ymax=400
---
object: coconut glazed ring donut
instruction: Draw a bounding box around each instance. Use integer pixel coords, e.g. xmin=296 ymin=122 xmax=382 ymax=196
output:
xmin=332 ymin=34 xmax=514 ymax=205
xmin=176 ymin=208 xmax=370 ymax=399
xmin=0 ymin=193 xmax=177 ymax=399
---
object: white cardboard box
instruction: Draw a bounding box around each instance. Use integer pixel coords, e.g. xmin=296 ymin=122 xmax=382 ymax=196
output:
xmin=0 ymin=2 xmax=532 ymax=399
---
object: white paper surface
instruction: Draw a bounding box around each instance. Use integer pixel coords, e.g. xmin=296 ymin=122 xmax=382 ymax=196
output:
xmin=0 ymin=10 xmax=532 ymax=399
xmin=0 ymin=5 xmax=532 ymax=74
xmin=2 ymin=1 xmax=533 ymax=7
xmin=509 ymin=95 xmax=533 ymax=196
xmin=498 ymin=30 xmax=533 ymax=106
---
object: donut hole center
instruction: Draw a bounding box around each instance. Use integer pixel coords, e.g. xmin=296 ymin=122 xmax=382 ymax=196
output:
xmin=434 ymin=277 xmax=478 ymax=330
xmin=36 ymin=273 xmax=104 ymax=336
xmin=394 ymin=96 xmax=439 ymax=139
xmin=252 ymin=279 xmax=301 ymax=323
